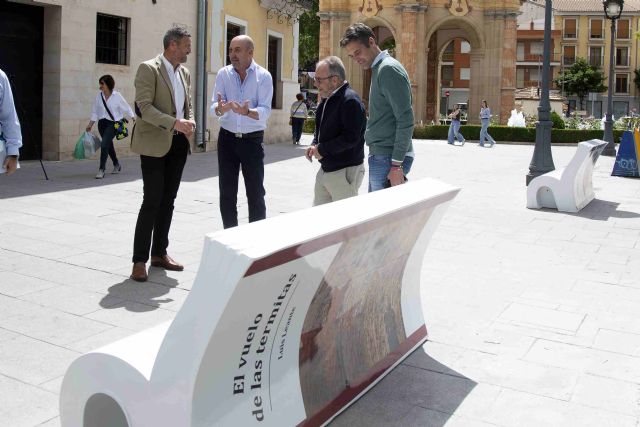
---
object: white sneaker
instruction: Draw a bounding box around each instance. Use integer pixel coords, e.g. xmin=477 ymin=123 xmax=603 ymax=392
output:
xmin=95 ymin=169 xmax=105 ymax=179
xmin=112 ymin=164 xmax=122 ymax=174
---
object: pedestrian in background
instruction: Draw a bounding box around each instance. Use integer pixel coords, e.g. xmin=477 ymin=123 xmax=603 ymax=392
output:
xmin=129 ymin=25 xmax=196 ymax=282
xmin=211 ymin=35 xmax=273 ymax=229
xmin=478 ymin=99 xmax=496 ymax=148
xmin=290 ymin=93 xmax=307 ymax=145
xmin=86 ymin=74 xmax=134 ymax=179
xmin=306 ymin=56 xmax=365 ymax=205
xmin=340 ymin=23 xmax=414 ymax=192
xmin=0 ymin=67 xmax=21 ymax=175
xmin=447 ymin=104 xmax=465 ymax=146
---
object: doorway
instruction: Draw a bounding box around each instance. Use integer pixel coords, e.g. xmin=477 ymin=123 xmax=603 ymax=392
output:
xmin=0 ymin=0 xmax=44 ymax=160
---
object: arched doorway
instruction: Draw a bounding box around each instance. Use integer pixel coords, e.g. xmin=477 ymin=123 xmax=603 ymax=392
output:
xmin=439 ymin=38 xmax=471 ymax=122
xmin=425 ymin=18 xmax=486 ymax=124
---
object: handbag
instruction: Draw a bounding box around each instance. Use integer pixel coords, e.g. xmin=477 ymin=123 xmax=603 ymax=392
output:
xmin=289 ymin=101 xmax=304 ymax=126
xmin=101 ymin=93 xmax=129 ymax=140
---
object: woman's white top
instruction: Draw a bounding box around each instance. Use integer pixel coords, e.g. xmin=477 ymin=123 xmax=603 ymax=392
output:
xmin=290 ymin=100 xmax=308 ymax=119
xmin=480 ymin=107 xmax=491 ymax=120
xmin=90 ymin=90 xmax=134 ymax=122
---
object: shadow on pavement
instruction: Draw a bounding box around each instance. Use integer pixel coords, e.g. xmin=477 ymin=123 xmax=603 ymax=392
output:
xmin=0 ymin=142 xmax=309 ymax=200
xmin=100 ymin=269 xmax=179 ymax=312
xmin=329 ymin=345 xmax=476 ymax=426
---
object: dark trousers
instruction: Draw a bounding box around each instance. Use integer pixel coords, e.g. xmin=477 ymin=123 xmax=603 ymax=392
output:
xmin=291 ymin=117 xmax=305 ymax=143
xmin=132 ymin=134 xmax=189 ymax=263
xmin=217 ymin=129 xmax=266 ymax=229
xmin=98 ymin=118 xmax=119 ymax=170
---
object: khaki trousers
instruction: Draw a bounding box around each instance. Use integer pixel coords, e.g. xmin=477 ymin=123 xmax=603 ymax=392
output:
xmin=313 ymin=163 xmax=365 ymax=206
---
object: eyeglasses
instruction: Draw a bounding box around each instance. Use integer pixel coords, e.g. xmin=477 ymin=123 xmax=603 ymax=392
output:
xmin=314 ymin=75 xmax=337 ymax=82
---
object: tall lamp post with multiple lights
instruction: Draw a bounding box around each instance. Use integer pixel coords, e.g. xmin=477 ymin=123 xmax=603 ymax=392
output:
xmin=602 ymin=0 xmax=624 ymax=157
xmin=526 ymin=0 xmax=555 ymax=185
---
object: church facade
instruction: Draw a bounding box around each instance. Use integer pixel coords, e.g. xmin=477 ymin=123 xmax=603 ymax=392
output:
xmin=318 ymin=0 xmax=522 ymax=124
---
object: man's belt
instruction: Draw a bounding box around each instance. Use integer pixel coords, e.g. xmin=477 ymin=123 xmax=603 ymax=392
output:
xmin=221 ymin=128 xmax=264 ymax=139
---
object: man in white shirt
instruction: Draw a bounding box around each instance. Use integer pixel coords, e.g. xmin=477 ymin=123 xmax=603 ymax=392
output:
xmin=210 ymin=35 xmax=273 ymax=229
xmin=129 ymin=26 xmax=196 ymax=282
xmin=0 ymin=68 xmax=21 ymax=175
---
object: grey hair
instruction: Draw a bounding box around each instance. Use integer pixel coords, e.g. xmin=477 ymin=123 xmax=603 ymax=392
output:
xmin=317 ymin=56 xmax=346 ymax=81
xmin=163 ymin=26 xmax=191 ymax=49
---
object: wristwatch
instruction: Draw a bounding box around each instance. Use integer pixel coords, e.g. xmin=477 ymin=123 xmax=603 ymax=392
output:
xmin=215 ymin=106 xmax=223 ymax=117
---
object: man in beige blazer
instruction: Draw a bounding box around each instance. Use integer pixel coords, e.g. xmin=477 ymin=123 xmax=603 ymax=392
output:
xmin=130 ymin=25 xmax=196 ymax=282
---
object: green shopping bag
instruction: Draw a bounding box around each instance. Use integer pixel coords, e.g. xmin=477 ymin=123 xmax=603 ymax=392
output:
xmin=72 ymin=134 xmax=85 ymax=159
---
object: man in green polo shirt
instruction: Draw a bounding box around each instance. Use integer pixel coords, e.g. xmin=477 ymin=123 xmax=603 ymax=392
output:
xmin=340 ymin=23 xmax=414 ymax=192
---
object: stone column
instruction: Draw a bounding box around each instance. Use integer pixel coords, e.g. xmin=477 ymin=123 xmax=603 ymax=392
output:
xmin=425 ymin=35 xmax=438 ymax=123
xmin=467 ymin=52 xmax=484 ymax=125
xmin=499 ymin=13 xmax=518 ymax=124
xmin=396 ymin=4 xmax=427 ymax=121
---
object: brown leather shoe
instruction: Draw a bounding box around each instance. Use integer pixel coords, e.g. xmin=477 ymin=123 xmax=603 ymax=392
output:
xmin=130 ymin=262 xmax=148 ymax=282
xmin=150 ymin=254 xmax=184 ymax=271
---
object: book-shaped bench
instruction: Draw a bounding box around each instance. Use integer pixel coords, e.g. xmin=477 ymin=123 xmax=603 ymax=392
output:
xmin=527 ymin=139 xmax=607 ymax=213
xmin=60 ymin=178 xmax=459 ymax=427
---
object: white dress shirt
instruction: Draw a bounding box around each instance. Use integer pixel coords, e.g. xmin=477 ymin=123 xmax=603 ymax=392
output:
xmin=210 ymin=60 xmax=273 ymax=133
xmin=90 ymin=90 xmax=134 ymax=122
xmin=160 ymin=54 xmax=186 ymax=120
xmin=0 ymin=68 xmax=22 ymax=157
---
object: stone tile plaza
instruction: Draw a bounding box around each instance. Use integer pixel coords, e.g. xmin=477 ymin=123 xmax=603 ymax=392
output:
xmin=1 ymin=137 xmax=639 ymax=426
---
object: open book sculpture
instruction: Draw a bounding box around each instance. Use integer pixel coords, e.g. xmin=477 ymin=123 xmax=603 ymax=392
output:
xmin=60 ymin=178 xmax=459 ymax=427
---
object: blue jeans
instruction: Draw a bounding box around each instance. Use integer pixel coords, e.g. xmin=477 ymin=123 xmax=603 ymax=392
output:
xmin=479 ymin=118 xmax=496 ymax=146
xmin=368 ymin=154 xmax=414 ymax=192
xmin=291 ymin=117 xmax=305 ymax=143
xmin=98 ymin=119 xmax=119 ymax=170
xmin=447 ymin=120 xmax=465 ymax=144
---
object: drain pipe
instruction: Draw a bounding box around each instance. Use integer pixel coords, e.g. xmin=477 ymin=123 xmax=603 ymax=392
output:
xmin=196 ymin=0 xmax=207 ymax=149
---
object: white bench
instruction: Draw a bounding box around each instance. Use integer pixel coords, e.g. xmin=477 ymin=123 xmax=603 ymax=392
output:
xmin=60 ymin=178 xmax=459 ymax=427
xmin=527 ymin=139 xmax=607 ymax=213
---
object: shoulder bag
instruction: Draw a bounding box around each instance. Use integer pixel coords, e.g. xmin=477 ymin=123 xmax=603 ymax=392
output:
xmin=101 ymin=94 xmax=129 ymax=140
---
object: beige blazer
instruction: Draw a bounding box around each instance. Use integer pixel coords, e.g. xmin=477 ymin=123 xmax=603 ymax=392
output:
xmin=130 ymin=54 xmax=194 ymax=157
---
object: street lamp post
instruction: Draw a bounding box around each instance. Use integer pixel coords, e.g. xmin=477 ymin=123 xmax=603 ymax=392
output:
xmin=526 ymin=0 xmax=555 ymax=185
xmin=602 ymin=0 xmax=624 ymax=157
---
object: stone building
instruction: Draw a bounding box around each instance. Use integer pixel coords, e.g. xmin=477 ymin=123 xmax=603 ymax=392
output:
xmin=0 ymin=0 xmax=197 ymax=161
xmin=0 ymin=0 xmax=306 ymax=161
xmin=318 ymin=0 xmax=522 ymax=125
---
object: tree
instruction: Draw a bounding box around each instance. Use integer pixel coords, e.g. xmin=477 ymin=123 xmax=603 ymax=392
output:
xmin=633 ymin=68 xmax=640 ymax=104
xmin=554 ymin=58 xmax=606 ymax=110
xmin=298 ymin=1 xmax=320 ymax=71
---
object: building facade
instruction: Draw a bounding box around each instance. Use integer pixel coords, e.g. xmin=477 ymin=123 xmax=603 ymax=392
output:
xmin=0 ymin=0 xmax=304 ymax=161
xmin=318 ymin=0 xmax=523 ymax=125
xmin=204 ymin=0 xmax=306 ymax=149
xmin=552 ymin=0 xmax=640 ymax=118
xmin=0 ymin=0 xmax=198 ymax=161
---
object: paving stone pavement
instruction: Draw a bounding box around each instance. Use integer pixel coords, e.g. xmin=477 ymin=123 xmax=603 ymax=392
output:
xmin=1 ymin=137 xmax=639 ymax=427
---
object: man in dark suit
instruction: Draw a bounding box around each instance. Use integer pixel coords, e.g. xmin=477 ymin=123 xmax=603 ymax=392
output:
xmin=130 ymin=26 xmax=196 ymax=282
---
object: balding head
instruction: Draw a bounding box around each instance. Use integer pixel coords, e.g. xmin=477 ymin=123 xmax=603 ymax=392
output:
xmin=229 ymin=35 xmax=255 ymax=73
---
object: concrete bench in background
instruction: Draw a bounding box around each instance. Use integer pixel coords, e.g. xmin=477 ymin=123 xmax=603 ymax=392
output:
xmin=527 ymin=139 xmax=607 ymax=213
xmin=60 ymin=178 xmax=459 ymax=427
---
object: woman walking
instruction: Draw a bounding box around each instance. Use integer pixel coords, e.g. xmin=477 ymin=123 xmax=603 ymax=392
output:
xmin=479 ymin=100 xmax=496 ymax=147
xmin=447 ymin=104 xmax=465 ymax=145
xmin=290 ymin=93 xmax=308 ymax=145
xmin=86 ymin=75 xmax=134 ymax=179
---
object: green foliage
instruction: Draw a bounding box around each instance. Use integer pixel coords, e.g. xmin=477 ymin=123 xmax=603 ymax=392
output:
xmin=634 ymin=68 xmax=640 ymax=94
xmin=298 ymin=3 xmax=320 ymax=71
xmin=412 ymin=125 xmax=622 ymax=144
xmin=305 ymin=119 xmax=622 ymax=143
xmin=303 ymin=117 xmax=315 ymax=133
xmin=550 ymin=111 xmax=565 ymax=129
xmin=554 ymin=58 xmax=607 ymax=109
